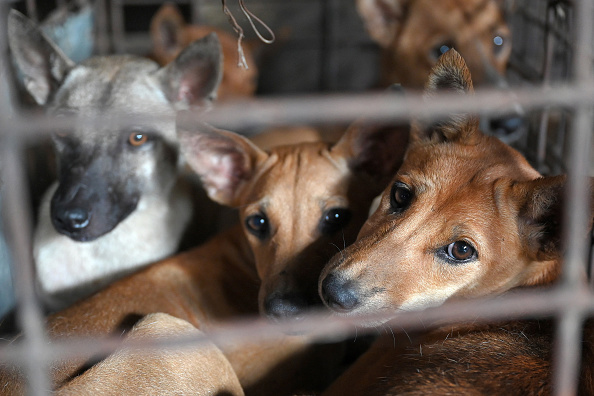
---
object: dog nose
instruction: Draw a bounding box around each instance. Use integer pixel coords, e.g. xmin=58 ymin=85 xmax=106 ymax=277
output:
xmin=489 ymin=115 xmax=524 ymax=137
xmin=54 ymin=207 xmax=90 ymax=232
xmin=320 ymin=273 xmax=359 ymax=313
xmin=264 ymin=292 xmax=308 ymax=321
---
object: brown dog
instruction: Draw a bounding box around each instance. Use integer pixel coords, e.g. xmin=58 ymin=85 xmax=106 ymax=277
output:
xmin=357 ymin=0 xmax=523 ymax=139
xmin=318 ymin=50 xmax=594 ymax=394
xmin=357 ymin=0 xmax=511 ymax=89
xmin=150 ymin=3 xmax=326 ymax=149
xmin=151 ymin=2 xmax=257 ymax=101
xmin=0 ymin=116 xmax=407 ymax=394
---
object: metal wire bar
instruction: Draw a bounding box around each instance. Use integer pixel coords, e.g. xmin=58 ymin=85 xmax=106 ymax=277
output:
xmin=110 ymin=0 xmax=125 ymax=53
xmin=537 ymin=1 xmax=562 ymax=170
xmin=5 ymin=82 xmax=594 ymax=141
xmin=95 ymin=0 xmax=111 ymax=55
xmin=0 ymin=0 xmax=591 ymax=394
xmin=0 ymin=284 xmax=592 ymax=367
xmin=0 ymin=138 xmax=50 ymax=396
xmin=551 ymin=0 xmax=594 ymax=393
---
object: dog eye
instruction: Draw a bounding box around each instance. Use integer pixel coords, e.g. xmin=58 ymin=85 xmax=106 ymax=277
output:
xmin=445 ymin=241 xmax=477 ymax=262
xmin=493 ymin=34 xmax=506 ymax=56
xmin=128 ymin=132 xmax=149 ymax=147
xmin=430 ymin=42 xmax=453 ymax=61
xmin=245 ymin=212 xmax=270 ymax=240
xmin=390 ymin=182 xmax=413 ymax=214
xmin=319 ymin=208 xmax=352 ymax=235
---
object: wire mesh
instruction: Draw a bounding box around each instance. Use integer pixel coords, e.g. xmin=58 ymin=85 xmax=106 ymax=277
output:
xmin=0 ymin=0 xmax=592 ymax=395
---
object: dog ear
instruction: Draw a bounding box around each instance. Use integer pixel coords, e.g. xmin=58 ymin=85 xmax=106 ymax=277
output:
xmin=177 ymin=114 xmax=268 ymax=206
xmin=511 ymin=175 xmax=594 ymax=265
xmin=8 ymin=9 xmax=74 ymax=105
xmin=330 ymin=120 xmax=409 ymax=182
xmin=150 ymin=3 xmax=186 ymax=63
xmin=356 ymin=0 xmax=407 ymax=48
xmin=411 ymin=49 xmax=480 ymax=144
xmin=156 ymin=33 xmax=222 ymax=110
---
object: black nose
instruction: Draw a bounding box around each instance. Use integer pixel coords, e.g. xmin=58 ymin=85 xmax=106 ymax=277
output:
xmin=489 ymin=115 xmax=523 ymax=136
xmin=264 ymin=292 xmax=308 ymax=321
xmin=320 ymin=273 xmax=359 ymax=313
xmin=53 ymin=207 xmax=90 ymax=233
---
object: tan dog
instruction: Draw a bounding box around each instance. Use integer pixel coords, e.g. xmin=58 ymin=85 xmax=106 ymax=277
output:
xmin=55 ymin=313 xmax=244 ymax=396
xmin=151 ymin=2 xmax=257 ymax=101
xmin=0 ymin=117 xmax=407 ymax=394
xmin=318 ymin=50 xmax=594 ymax=394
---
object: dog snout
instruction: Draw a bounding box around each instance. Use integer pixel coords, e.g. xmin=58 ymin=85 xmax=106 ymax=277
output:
xmin=320 ymin=273 xmax=359 ymax=313
xmin=264 ymin=292 xmax=309 ymax=321
xmin=489 ymin=114 xmax=524 ymax=137
xmin=53 ymin=206 xmax=90 ymax=233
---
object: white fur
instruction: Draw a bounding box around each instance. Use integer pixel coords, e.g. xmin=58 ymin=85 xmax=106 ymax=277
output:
xmin=34 ymin=181 xmax=192 ymax=309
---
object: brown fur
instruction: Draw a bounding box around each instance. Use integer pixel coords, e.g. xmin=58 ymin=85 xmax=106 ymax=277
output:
xmin=150 ymin=4 xmax=328 ymax=149
xmin=0 ymin=120 xmax=408 ymax=395
xmin=150 ymin=3 xmax=257 ymax=101
xmin=319 ymin=50 xmax=594 ymax=394
xmin=324 ymin=321 xmax=557 ymax=395
xmin=357 ymin=0 xmax=511 ymax=89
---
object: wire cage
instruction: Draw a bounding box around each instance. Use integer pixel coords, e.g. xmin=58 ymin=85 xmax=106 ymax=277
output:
xmin=0 ymin=0 xmax=592 ymax=395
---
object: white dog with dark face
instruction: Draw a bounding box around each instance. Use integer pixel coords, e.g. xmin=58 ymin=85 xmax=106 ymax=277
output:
xmin=8 ymin=10 xmax=223 ymax=309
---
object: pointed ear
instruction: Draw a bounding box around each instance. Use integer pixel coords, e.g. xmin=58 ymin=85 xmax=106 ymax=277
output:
xmin=8 ymin=9 xmax=74 ymax=105
xmin=510 ymin=175 xmax=594 ymax=262
xmin=150 ymin=3 xmax=186 ymax=63
xmin=177 ymin=112 xmax=268 ymax=206
xmin=411 ymin=49 xmax=480 ymax=144
xmin=356 ymin=0 xmax=407 ymax=48
xmin=330 ymin=119 xmax=409 ymax=183
xmin=156 ymin=33 xmax=222 ymax=109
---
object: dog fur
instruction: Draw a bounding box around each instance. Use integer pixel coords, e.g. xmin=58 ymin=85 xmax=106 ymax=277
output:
xmin=150 ymin=2 xmax=257 ymax=101
xmin=8 ymin=10 xmax=223 ymax=309
xmin=55 ymin=313 xmax=244 ymax=396
xmin=0 ymin=114 xmax=407 ymax=394
xmin=357 ymin=0 xmax=512 ymax=89
xmin=319 ymin=50 xmax=594 ymax=394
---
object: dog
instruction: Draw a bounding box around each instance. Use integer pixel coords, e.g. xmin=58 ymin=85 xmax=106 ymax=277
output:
xmin=150 ymin=2 xmax=329 ymax=149
xmin=54 ymin=313 xmax=244 ymax=396
xmin=0 ymin=110 xmax=408 ymax=394
xmin=150 ymin=2 xmax=257 ymax=101
xmin=8 ymin=10 xmax=224 ymax=309
xmin=357 ymin=0 xmax=523 ymax=137
xmin=318 ymin=50 xmax=594 ymax=394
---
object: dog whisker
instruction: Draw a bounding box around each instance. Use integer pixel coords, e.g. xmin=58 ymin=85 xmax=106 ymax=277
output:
xmin=329 ymin=243 xmax=345 ymax=260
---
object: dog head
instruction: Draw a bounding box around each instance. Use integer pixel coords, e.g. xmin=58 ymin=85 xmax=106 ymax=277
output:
xmin=357 ymin=0 xmax=511 ymax=89
xmin=319 ymin=50 xmax=591 ymax=327
xmin=150 ymin=3 xmax=257 ymax=101
xmin=178 ymin=116 xmax=408 ymax=321
xmin=357 ymin=0 xmax=522 ymax=138
xmin=9 ymin=10 xmax=222 ymax=242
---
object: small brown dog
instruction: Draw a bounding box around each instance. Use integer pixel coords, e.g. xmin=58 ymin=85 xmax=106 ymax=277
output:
xmin=151 ymin=2 xmax=257 ymax=101
xmin=0 ymin=116 xmax=407 ymax=395
xmin=319 ymin=50 xmax=594 ymax=394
